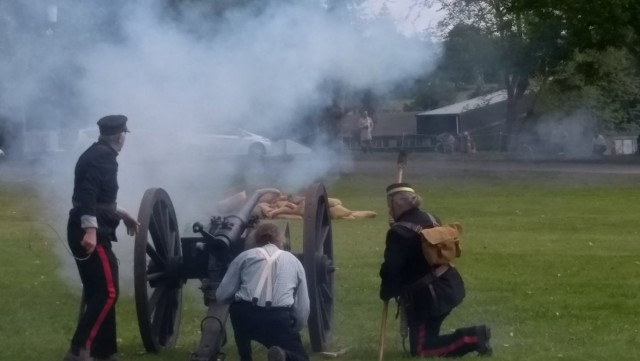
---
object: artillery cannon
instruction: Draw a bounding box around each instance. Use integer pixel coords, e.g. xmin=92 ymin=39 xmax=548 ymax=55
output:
xmin=132 ymin=183 xmax=335 ymax=361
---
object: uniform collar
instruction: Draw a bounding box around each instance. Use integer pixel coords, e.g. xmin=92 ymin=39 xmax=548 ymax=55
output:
xmin=96 ymin=139 xmax=119 ymax=155
xmin=396 ymin=207 xmax=421 ymax=222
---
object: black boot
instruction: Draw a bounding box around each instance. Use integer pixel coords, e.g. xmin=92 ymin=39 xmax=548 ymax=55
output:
xmin=476 ymin=325 xmax=493 ymax=356
xmin=62 ymin=348 xmax=93 ymax=361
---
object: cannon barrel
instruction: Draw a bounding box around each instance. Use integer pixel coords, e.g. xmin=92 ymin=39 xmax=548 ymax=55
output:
xmin=209 ymin=188 xmax=277 ymax=251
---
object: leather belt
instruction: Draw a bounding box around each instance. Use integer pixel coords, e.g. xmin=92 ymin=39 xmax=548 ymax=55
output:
xmin=72 ymin=201 xmax=117 ymax=212
xmin=234 ymin=300 xmax=292 ymax=311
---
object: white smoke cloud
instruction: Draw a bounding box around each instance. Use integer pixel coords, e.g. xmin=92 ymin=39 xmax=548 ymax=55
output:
xmin=79 ymin=1 xmax=433 ymax=130
xmin=1 ymin=0 xmax=439 ymax=290
xmin=533 ymin=109 xmax=598 ymax=158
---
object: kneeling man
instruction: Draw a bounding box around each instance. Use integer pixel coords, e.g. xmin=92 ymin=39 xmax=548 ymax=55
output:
xmin=216 ymin=223 xmax=310 ymax=361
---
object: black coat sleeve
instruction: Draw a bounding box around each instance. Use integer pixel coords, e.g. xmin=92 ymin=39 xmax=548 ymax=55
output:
xmin=379 ymin=229 xmax=408 ymax=301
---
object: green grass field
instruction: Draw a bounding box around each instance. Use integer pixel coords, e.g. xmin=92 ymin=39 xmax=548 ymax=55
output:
xmin=1 ymin=169 xmax=640 ymax=361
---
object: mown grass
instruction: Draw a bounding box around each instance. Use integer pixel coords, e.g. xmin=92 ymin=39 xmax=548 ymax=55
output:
xmin=1 ymin=170 xmax=640 ymax=361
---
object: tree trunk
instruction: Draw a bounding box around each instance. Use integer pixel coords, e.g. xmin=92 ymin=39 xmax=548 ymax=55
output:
xmin=504 ymin=96 xmax=519 ymax=150
xmin=501 ymin=72 xmax=516 ymax=151
xmin=501 ymin=72 xmax=529 ymax=151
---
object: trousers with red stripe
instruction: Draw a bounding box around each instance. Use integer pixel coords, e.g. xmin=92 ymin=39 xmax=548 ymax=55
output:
xmin=69 ymin=239 xmax=120 ymax=359
xmin=408 ymin=312 xmax=480 ymax=357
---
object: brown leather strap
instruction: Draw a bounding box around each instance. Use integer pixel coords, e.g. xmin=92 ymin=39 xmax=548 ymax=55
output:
xmin=404 ymin=265 xmax=450 ymax=293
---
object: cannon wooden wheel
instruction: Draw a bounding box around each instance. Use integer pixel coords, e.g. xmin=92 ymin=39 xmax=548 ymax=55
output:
xmin=134 ymin=188 xmax=184 ymax=352
xmin=303 ymin=183 xmax=335 ymax=352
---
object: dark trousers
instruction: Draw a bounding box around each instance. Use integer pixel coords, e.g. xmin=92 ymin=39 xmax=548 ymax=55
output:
xmin=408 ymin=313 xmax=480 ymax=357
xmin=229 ymin=301 xmax=309 ymax=361
xmin=68 ymin=238 xmax=119 ymax=359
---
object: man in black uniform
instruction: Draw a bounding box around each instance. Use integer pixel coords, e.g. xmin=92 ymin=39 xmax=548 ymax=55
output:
xmin=63 ymin=115 xmax=139 ymax=361
xmin=379 ymin=183 xmax=492 ymax=357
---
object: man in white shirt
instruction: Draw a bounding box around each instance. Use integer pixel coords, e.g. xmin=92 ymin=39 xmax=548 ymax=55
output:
xmin=358 ymin=111 xmax=373 ymax=152
xmin=216 ymin=223 xmax=310 ymax=361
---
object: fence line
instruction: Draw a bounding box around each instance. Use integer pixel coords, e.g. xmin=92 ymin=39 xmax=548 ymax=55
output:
xmin=342 ymin=132 xmax=506 ymax=152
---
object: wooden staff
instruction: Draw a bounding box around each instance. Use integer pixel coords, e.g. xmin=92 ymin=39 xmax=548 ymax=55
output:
xmin=379 ymin=150 xmax=409 ymax=361
xmin=378 ymin=300 xmax=389 ymax=361
xmin=396 ymin=150 xmax=407 ymax=183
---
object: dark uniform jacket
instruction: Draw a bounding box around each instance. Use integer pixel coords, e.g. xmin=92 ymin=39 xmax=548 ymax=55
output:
xmin=68 ymin=141 xmax=121 ymax=245
xmin=379 ymin=207 xmax=465 ymax=319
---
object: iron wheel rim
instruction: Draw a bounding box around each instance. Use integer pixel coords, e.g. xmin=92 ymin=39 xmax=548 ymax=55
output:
xmin=303 ymin=183 xmax=334 ymax=352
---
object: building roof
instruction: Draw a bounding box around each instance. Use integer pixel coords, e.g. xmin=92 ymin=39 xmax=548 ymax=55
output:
xmin=417 ymin=90 xmax=508 ymax=116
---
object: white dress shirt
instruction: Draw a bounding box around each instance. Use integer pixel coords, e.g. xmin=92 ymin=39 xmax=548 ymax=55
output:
xmin=216 ymin=243 xmax=310 ymax=331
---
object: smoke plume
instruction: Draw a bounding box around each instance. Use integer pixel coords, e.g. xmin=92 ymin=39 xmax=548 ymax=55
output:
xmin=0 ymin=0 xmax=439 ymax=290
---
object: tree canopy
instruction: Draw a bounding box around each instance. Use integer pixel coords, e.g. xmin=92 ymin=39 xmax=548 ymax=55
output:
xmin=428 ymin=0 xmax=640 ymax=133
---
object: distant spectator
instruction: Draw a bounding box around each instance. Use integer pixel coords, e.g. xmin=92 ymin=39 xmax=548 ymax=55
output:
xmin=592 ymin=134 xmax=607 ymax=156
xmin=459 ymin=132 xmax=476 ymax=154
xmin=436 ymin=133 xmax=456 ymax=153
xmin=358 ymin=111 xmax=373 ymax=153
xmin=550 ymin=129 xmax=569 ymax=156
